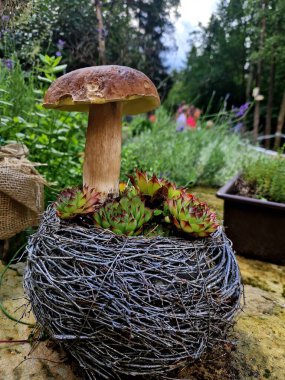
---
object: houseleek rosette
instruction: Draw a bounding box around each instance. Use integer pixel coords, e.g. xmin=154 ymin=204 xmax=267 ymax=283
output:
xmin=129 ymin=170 xmax=168 ymax=198
xmin=93 ymin=196 xmax=153 ymax=236
xmin=55 ymin=185 xmax=101 ymax=219
xmin=166 ymin=194 xmax=219 ymax=237
xmin=129 ymin=170 xmax=184 ymax=202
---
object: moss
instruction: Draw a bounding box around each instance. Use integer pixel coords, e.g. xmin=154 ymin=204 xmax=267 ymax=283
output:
xmin=242 ymin=276 xmax=271 ymax=292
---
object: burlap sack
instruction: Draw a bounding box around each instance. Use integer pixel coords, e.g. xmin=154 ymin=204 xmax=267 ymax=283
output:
xmin=0 ymin=143 xmax=46 ymax=239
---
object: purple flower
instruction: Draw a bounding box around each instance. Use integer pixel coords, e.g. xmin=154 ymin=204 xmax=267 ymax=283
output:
xmin=57 ymin=39 xmax=65 ymax=50
xmin=2 ymin=58 xmax=13 ymax=70
xmin=1 ymin=15 xmax=10 ymax=22
xmin=235 ymin=102 xmax=250 ymax=117
xmin=55 ymin=51 xmax=62 ymax=57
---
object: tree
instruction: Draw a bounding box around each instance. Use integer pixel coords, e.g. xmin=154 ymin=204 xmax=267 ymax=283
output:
xmin=252 ymin=0 xmax=267 ymax=141
xmin=179 ymin=0 xmax=247 ymax=111
xmin=169 ymin=0 xmax=285 ymax=141
xmin=4 ymin=0 xmax=180 ymax=99
xmin=94 ymin=0 xmax=106 ymax=65
xmin=274 ymin=90 xmax=285 ymax=149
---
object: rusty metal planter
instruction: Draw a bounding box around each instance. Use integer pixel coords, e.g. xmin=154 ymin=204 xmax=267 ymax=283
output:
xmin=217 ymin=175 xmax=285 ymax=265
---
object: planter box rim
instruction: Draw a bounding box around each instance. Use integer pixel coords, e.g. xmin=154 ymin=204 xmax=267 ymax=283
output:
xmin=217 ymin=174 xmax=285 ymax=211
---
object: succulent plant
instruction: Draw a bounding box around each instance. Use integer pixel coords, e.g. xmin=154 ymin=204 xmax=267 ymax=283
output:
xmin=129 ymin=170 xmax=168 ymax=198
xmin=93 ymin=196 xmax=153 ymax=236
xmin=119 ymin=182 xmax=138 ymax=199
xmin=55 ymin=185 xmax=101 ymax=219
xmin=166 ymin=195 xmax=219 ymax=237
xmin=165 ymin=182 xmax=185 ymax=200
xmin=55 ymin=171 xmax=220 ymax=239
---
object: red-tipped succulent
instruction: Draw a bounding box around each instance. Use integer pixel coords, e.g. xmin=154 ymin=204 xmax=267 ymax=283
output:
xmin=129 ymin=170 xmax=168 ymax=198
xmin=165 ymin=182 xmax=185 ymax=200
xmin=166 ymin=194 xmax=219 ymax=237
xmin=55 ymin=185 xmax=101 ymax=219
xmin=55 ymin=169 xmax=219 ymax=239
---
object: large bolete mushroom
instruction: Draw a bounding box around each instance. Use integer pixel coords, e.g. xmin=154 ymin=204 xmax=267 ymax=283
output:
xmin=43 ymin=65 xmax=160 ymax=196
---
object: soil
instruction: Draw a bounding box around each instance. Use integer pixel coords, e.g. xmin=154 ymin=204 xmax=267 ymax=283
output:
xmin=232 ymin=176 xmax=259 ymax=199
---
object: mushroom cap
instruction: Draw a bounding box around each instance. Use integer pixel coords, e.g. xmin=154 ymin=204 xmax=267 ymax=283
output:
xmin=43 ymin=65 xmax=160 ymax=115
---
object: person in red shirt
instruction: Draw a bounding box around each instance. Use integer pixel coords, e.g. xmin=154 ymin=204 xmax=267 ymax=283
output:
xmin=187 ymin=106 xmax=201 ymax=129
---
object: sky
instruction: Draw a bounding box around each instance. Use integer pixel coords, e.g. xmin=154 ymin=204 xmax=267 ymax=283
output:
xmin=165 ymin=0 xmax=218 ymax=70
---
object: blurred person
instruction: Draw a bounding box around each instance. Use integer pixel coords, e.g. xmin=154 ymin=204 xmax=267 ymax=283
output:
xmin=175 ymin=100 xmax=186 ymax=119
xmin=187 ymin=107 xmax=202 ymax=129
xmin=176 ymin=105 xmax=188 ymax=132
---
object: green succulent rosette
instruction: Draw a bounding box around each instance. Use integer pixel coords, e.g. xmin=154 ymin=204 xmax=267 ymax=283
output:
xmin=166 ymin=194 xmax=219 ymax=237
xmin=93 ymin=196 xmax=153 ymax=236
xmin=129 ymin=170 xmax=168 ymax=198
xmin=55 ymin=185 xmax=101 ymax=219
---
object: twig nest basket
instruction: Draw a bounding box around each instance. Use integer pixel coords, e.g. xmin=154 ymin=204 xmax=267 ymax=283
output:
xmin=24 ymin=206 xmax=242 ymax=379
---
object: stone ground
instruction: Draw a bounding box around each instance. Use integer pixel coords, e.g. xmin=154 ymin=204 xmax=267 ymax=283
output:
xmin=0 ymin=188 xmax=284 ymax=380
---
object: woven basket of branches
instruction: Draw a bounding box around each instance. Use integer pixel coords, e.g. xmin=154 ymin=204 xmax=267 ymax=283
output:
xmin=24 ymin=205 xmax=242 ymax=380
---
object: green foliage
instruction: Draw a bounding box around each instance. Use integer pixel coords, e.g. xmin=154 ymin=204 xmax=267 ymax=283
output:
xmin=165 ymin=0 xmax=285 ymax=136
xmin=0 ymin=58 xmax=87 ymax=202
xmin=164 ymin=74 xmax=187 ymax=112
xmin=243 ymin=151 xmax=285 ymax=203
xmin=197 ymin=143 xmax=226 ymax=187
xmin=13 ymin=108 xmax=86 ymax=201
xmin=5 ymin=0 xmax=179 ymax=95
xmin=0 ymin=59 xmax=35 ymax=119
xmin=121 ymin=108 xmax=250 ymax=188
xmin=37 ymin=54 xmax=67 ymax=84
xmin=174 ymin=0 xmax=247 ymax=111
xmin=127 ymin=116 xmax=153 ymax=137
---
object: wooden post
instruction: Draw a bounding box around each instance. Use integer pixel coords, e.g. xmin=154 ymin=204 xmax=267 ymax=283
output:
xmin=83 ymin=103 xmax=122 ymax=196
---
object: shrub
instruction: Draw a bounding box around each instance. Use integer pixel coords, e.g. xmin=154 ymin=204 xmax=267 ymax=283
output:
xmin=243 ymin=150 xmax=285 ymax=203
xmin=121 ymin=108 xmax=251 ymax=188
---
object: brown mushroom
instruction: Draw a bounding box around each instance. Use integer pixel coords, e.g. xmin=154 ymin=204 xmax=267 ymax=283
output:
xmin=43 ymin=65 xmax=160 ymax=196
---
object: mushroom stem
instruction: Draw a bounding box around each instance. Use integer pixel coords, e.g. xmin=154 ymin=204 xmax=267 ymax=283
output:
xmin=83 ymin=102 xmax=122 ymax=196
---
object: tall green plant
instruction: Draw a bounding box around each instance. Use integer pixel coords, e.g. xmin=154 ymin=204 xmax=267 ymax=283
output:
xmin=0 ymin=58 xmax=87 ymax=202
xmin=0 ymin=59 xmax=35 ymax=119
xmin=121 ymin=108 xmax=251 ymax=188
xmin=37 ymin=54 xmax=67 ymax=84
xmin=243 ymin=150 xmax=285 ymax=203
